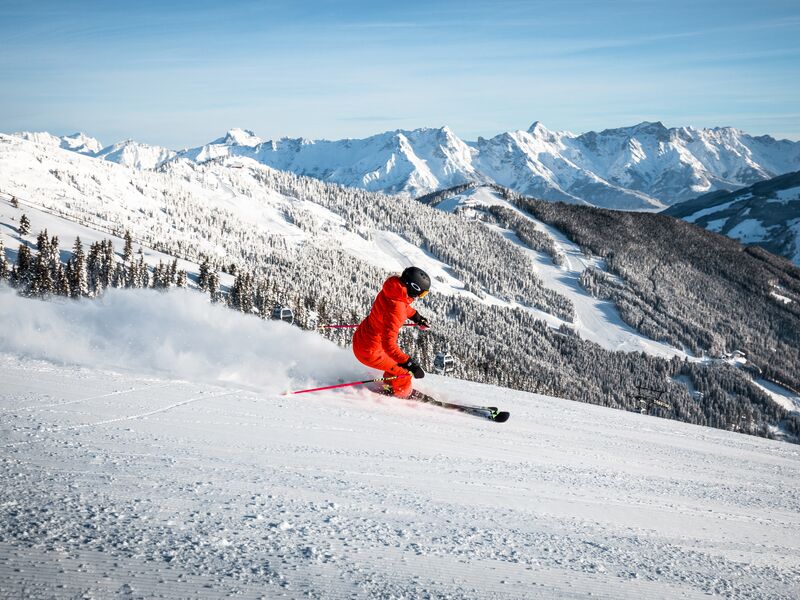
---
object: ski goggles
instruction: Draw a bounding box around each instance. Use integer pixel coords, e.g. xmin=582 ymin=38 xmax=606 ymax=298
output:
xmin=409 ymin=281 xmax=430 ymax=298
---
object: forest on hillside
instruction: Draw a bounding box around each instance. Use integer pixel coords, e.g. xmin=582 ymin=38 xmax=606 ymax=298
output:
xmin=504 ymin=195 xmax=800 ymax=392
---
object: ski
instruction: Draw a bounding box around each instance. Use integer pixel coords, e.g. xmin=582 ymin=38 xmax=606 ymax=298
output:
xmin=408 ymin=391 xmax=510 ymax=423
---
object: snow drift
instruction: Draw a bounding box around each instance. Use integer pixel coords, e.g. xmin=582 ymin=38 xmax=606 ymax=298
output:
xmin=0 ymin=286 xmax=363 ymax=393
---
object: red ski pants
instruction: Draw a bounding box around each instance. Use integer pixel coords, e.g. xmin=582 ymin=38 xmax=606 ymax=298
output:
xmin=352 ymin=345 xmax=412 ymax=398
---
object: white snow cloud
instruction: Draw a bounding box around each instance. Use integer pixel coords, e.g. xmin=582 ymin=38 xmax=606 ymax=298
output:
xmin=0 ymin=286 xmax=363 ymax=393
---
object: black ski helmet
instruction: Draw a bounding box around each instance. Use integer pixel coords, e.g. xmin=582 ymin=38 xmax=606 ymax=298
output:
xmin=400 ymin=266 xmax=431 ymax=297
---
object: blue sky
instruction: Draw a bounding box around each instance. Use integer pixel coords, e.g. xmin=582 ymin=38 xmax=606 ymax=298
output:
xmin=1 ymin=0 xmax=798 ymax=147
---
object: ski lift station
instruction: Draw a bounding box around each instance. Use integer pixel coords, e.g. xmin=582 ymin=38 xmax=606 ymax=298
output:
xmin=271 ymin=304 xmax=294 ymax=325
xmin=433 ymin=351 xmax=455 ymax=375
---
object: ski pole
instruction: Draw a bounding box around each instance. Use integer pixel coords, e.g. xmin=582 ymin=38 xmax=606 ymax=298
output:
xmin=286 ymin=374 xmax=410 ymax=395
xmin=317 ymin=323 xmax=422 ymax=329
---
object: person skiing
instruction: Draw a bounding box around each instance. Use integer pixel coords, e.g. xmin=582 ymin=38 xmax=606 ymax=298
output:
xmin=353 ymin=266 xmax=431 ymax=398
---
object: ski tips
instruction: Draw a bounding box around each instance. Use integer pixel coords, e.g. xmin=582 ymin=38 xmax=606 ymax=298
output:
xmin=492 ymin=411 xmax=511 ymax=423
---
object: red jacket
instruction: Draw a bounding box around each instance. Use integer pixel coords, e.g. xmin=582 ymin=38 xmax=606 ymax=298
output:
xmin=353 ymin=276 xmax=417 ymax=364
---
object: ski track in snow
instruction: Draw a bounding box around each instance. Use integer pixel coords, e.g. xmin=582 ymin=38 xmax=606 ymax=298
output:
xmin=2 ymin=354 xmax=799 ymax=599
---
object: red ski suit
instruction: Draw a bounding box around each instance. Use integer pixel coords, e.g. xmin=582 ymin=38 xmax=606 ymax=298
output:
xmin=353 ymin=276 xmax=419 ymax=398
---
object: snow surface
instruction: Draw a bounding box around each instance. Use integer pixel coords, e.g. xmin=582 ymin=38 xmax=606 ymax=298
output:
xmin=684 ymin=200 xmax=737 ymax=223
xmin=752 ymin=378 xmax=800 ymax=415
xmin=775 ymin=185 xmax=800 ymax=204
xmin=1 ymin=288 xmax=799 ymax=599
xmin=770 ymin=290 xmax=793 ymax=305
xmin=726 ymin=219 xmax=771 ymax=244
xmin=705 ymin=217 xmax=729 ymax=233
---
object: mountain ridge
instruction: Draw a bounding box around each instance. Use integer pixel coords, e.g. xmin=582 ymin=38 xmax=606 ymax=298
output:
xmin=11 ymin=121 xmax=800 ymax=210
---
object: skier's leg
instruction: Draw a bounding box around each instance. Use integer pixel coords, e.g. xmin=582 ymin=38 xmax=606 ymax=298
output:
xmin=382 ymin=363 xmax=412 ymax=398
xmin=353 ymin=343 xmax=412 ymax=398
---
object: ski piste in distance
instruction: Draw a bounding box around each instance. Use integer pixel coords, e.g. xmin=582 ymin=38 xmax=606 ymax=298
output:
xmin=405 ymin=390 xmax=510 ymax=423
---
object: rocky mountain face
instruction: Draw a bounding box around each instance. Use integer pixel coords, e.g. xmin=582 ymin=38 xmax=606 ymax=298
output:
xmin=11 ymin=122 xmax=800 ymax=210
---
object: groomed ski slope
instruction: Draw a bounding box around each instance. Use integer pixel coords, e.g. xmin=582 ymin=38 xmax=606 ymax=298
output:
xmin=1 ymin=288 xmax=799 ymax=599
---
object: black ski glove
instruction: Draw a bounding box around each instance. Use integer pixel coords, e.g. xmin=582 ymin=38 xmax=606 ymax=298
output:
xmin=410 ymin=312 xmax=431 ymax=330
xmin=398 ymin=358 xmax=425 ymax=379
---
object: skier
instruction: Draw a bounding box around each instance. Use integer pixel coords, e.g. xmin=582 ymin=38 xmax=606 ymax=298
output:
xmin=353 ymin=266 xmax=431 ymax=398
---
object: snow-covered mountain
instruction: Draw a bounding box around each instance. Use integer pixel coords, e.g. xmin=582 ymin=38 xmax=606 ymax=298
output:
xmin=93 ymin=139 xmax=176 ymax=170
xmin=13 ymin=130 xmax=103 ymax=155
xmin=11 ymin=122 xmax=800 ymax=210
xmin=664 ymin=171 xmax=800 ymax=265
xmin=12 ymin=130 xmax=175 ymax=170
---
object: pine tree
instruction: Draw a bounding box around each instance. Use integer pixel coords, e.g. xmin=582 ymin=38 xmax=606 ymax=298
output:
xmin=48 ymin=234 xmax=60 ymax=279
xmin=176 ymin=269 xmax=187 ymax=287
xmin=127 ymin=255 xmax=138 ymax=288
xmin=112 ymin=263 xmax=126 ymax=288
xmin=100 ymin=239 xmax=116 ymax=289
xmin=136 ymin=250 xmax=149 ymax=288
xmin=35 ymin=231 xmax=53 ymax=287
xmin=123 ymin=230 xmax=133 ymax=264
xmin=122 ymin=232 xmax=135 ymax=287
xmin=169 ymin=259 xmax=178 ymax=285
xmin=229 ymin=273 xmax=245 ymax=310
xmin=55 ymin=264 xmax=70 ymax=297
xmin=208 ymin=271 xmax=219 ymax=302
xmin=11 ymin=244 xmax=32 ymax=290
xmin=150 ymin=261 xmax=162 ymax=288
xmin=198 ymin=256 xmax=210 ymax=291
xmin=154 ymin=260 xmax=171 ymax=289
xmin=29 ymin=231 xmax=54 ymax=297
xmin=254 ymin=278 xmax=270 ymax=317
xmin=86 ymin=241 xmax=102 ymax=295
xmin=36 ymin=230 xmax=49 ymax=254
xmin=68 ymin=237 xmax=88 ymax=298
xmin=18 ymin=214 xmax=30 ymax=236
xmin=0 ymin=238 xmax=7 ymax=280
xmin=240 ymin=272 xmax=255 ymax=313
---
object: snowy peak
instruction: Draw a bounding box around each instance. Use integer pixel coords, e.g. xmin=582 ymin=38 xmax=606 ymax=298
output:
xmin=12 ymin=131 xmax=103 ymax=156
xmin=213 ymin=128 xmax=263 ymax=147
xmin=8 ymin=122 xmax=800 ymax=210
xmin=606 ymin=120 xmax=669 ymax=138
xmin=527 ymin=120 xmax=546 ymax=134
xmin=94 ymin=140 xmax=176 ymax=170
xmin=60 ymin=132 xmax=103 ymax=155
